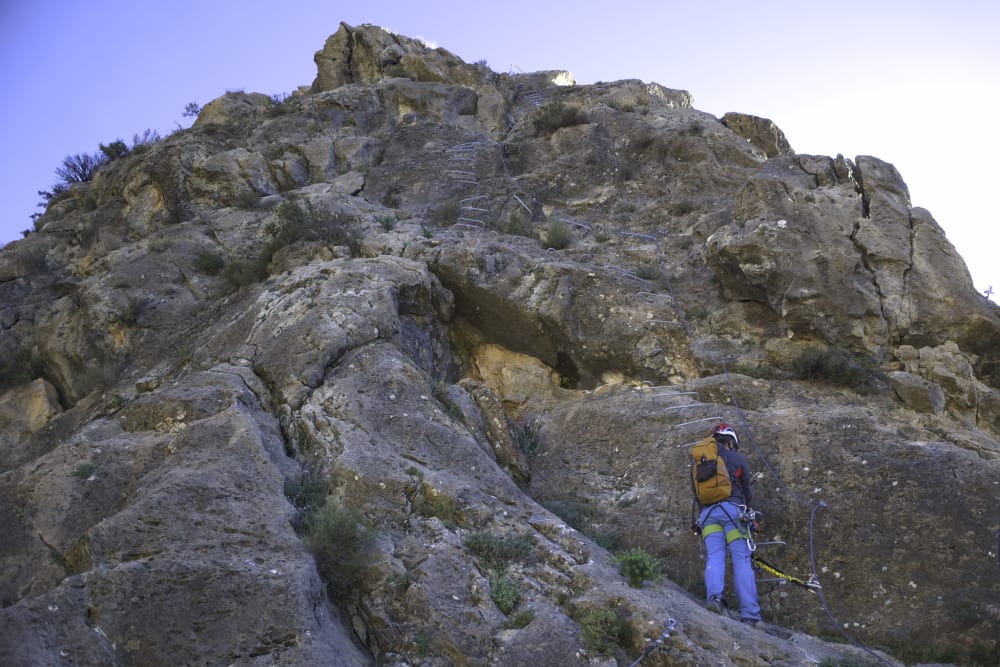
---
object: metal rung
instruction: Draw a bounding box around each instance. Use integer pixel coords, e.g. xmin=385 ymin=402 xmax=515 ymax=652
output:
xmin=620 ymin=231 xmax=659 ymax=242
xmin=674 ymin=417 xmax=724 ymax=432
xmin=461 ymin=207 xmax=489 ymax=212
xmin=513 ymin=195 xmax=532 ymax=213
xmin=457 ymin=217 xmax=485 ymax=226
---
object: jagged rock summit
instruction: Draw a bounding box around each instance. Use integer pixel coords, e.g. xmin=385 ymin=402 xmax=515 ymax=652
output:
xmin=2 ymin=21 xmax=999 ymax=666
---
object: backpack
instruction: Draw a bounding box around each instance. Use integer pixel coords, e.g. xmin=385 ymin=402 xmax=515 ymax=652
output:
xmin=690 ymin=435 xmax=732 ymax=505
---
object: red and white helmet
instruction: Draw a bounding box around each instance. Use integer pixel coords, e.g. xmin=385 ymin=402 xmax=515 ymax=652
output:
xmin=711 ymin=423 xmax=739 ymax=450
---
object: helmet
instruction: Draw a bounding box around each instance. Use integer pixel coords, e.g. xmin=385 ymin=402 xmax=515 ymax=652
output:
xmin=712 ymin=423 xmax=739 ymax=450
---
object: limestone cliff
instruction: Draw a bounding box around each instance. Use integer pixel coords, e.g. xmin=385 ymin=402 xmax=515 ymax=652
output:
xmin=2 ymin=21 xmax=998 ymax=667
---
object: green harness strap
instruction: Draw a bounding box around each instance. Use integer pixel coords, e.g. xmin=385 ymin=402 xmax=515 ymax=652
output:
xmin=700 ymin=523 xmax=746 ymax=544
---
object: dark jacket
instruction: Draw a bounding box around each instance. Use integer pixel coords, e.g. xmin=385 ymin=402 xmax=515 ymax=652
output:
xmin=719 ymin=447 xmax=753 ymax=506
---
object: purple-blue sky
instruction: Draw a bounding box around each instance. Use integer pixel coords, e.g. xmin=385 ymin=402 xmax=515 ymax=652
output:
xmin=2 ymin=1 xmax=997 ymax=300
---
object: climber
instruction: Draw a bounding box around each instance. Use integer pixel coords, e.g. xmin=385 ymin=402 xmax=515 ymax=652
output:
xmin=695 ymin=423 xmax=762 ymax=626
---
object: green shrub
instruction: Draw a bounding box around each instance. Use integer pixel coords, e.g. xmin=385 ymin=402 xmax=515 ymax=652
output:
xmin=489 ymin=570 xmax=520 ymax=614
xmin=578 ymin=607 xmax=628 ymax=656
xmin=615 ymin=548 xmax=662 ymax=588
xmin=0 ymin=348 xmax=42 ymax=391
xmin=414 ymin=485 xmax=460 ymax=525
xmin=533 ymin=101 xmax=588 ymax=134
xmin=542 ymin=218 xmax=570 ymax=250
xmin=464 ymin=531 xmax=534 ymax=570
xmin=131 ymin=129 xmax=162 ymax=152
xmin=413 ymin=632 xmax=431 ymax=657
xmin=431 ymin=198 xmax=459 ymax=225
xmin=686 ymin=121 xmax=706 ymax=137
xmin=542 ymin=494 xmax=601 ymax=532
xmin=263 ymin=198 xmax=361 ymax=263
xmin=55 ymin=152 xmax=106 ymax=185
xmin=233 ymin=189 xmax=259 ymax=210
xmin=267 ymin=92 xmax=300 ymax=117
xmin=99 ymin=139 xmax=130 ymax=162
xmin=375 ymin=214 xmax=398 ymax=231
xmin=499 ymin=209 xmax=531 ymax=237
xmin=193 ymin=251 xmax=225 ymax=276
xmin=305 ymin=498 xmax=374 ymax=599
xmin=791 ymin=346 xmax=884 ymax=392
xmin=221 ymin=259 xmax=267 ymax=291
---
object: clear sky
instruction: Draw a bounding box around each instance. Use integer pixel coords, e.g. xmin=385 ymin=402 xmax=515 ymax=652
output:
xmin=2 ymin=1 xmax=997 ymax=300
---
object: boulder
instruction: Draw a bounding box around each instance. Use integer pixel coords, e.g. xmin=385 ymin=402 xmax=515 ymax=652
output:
xmin=888 ymin=370 xmax=946 ymax=414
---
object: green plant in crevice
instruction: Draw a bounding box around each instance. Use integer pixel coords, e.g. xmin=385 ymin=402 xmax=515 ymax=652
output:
xmin=304 ymin=497 xmax=374 ymax=600
xmin=512 ymin=419 xmax=541 ymax=457
xmin=413 ymin=484 xmax=460 ymax=526
xmin=464 ymin=531 xmax=534 ymax=571
xmin=193 ymin=250 xmax=226 ymax=276
xmin=576 ymin=606 xmax=629 ymax=657
xmin=284 ymin=471 xmax=329 ymax=526
xmin=489 ymin=570 xmax=520 ymax=614
xmin=505 ymin=609 xmax=534 ymax=629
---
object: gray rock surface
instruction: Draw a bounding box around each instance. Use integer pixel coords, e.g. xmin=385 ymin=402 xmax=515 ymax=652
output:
xmin=2 ymin=21 xmax=998 ymax=667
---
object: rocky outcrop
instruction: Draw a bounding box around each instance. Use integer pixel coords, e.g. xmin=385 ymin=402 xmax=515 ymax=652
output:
xmin=2 ymin=22 xmax=999 ymax=667
xmin=721 ymin=112 xmax=794 ymax=158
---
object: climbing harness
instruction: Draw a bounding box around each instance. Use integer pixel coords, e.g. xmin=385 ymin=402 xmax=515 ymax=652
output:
xmin=628 ymin=618 xmax=676 ymax=667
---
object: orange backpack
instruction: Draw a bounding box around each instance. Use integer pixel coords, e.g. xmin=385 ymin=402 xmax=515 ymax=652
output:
xmin=690 ymin=435 xmax=732 ymax=505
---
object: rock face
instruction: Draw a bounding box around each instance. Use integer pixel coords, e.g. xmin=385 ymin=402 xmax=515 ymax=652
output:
xmin=2 ymin=21 xmax=999 ymax=667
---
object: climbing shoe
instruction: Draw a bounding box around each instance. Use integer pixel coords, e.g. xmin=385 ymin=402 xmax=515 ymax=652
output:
xmin=705 ymin=596 xmax=725 ymax=615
